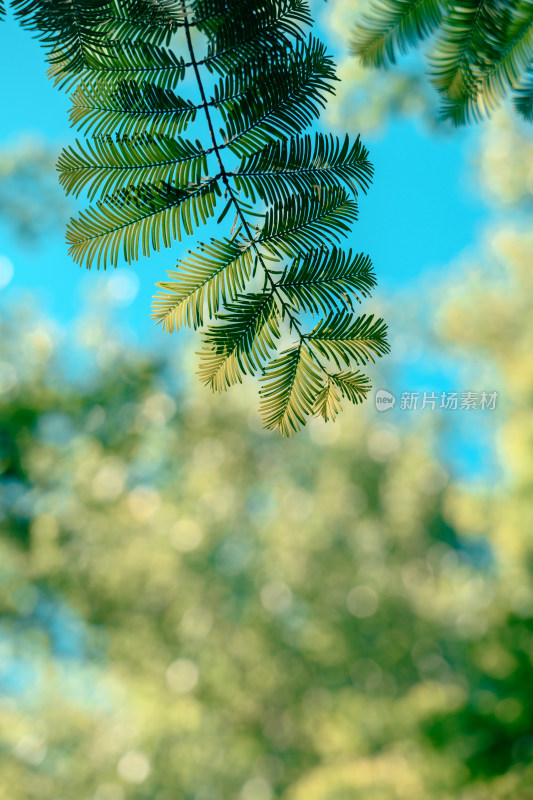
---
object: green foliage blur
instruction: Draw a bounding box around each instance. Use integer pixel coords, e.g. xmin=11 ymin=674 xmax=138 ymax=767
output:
xmin=2 ymin=186 xmax=533 ymax=800
xmin=0 ymin=140 xmax=69 ymax=243
xmin=1 ymin=13 xmax=533 ymax=797
xmin=323 ymin=0 xmax=440 ymax=135
xmin=3 ymin=275 xmax=532 ymax=800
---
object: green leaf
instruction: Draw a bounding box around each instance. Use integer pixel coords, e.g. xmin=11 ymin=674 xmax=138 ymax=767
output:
xmin=313 ymin=370 xmax=372 ymax=421
xmin=198 ymin=291 xmax=280 ymax=391
xmin=96 ymin=1 xmax=185 ymax=48
xmin=352 ymin=0 xmax=533 ymax=125
xmin=259 ymin=343 xmax=323 ymax=436
xmin=219 ymin=37 xmax=337 ymax=156
xmin=256 ymin=187 xmax=358 ymax=258
xmin=442 ymin=1 xmax=533 ymax=123
xmin=12 ymin=0 xmax=186 ymax=85
xmin=58 ymin=134 xmax=207 ymax=200
xmin=278 ymin=248 xmax=376 ymax=317
xmin=352 ymin=0 xmax=445 ymax=68
xmin=69 ymin=79 xmax=197 ymax=137
xmin=515 ymin=65 xmax=533 ymax=119
xmin=12 ymin=0 xmax=114 ymax=70
xmin=429 ymin=0 xmax=491 ymax=99
xmin=200 ymin=0 xmax=312 ymax=75
xmin=151 ymin=237 xmax=255 ymax=331
xmin=313 ymin=377 xmax=342 ymax=423
xmin=49 ymin=40 xmax=186 ymax=92
xmin=67 ymin=178 xmax=221 ymax=268
xmin=233 ymin=133 xmax=373 ymax=205
xmin=16 ymin=0 xmax=388 ymax=432
xmin=307 ymin=313 xmax=390 ymax=369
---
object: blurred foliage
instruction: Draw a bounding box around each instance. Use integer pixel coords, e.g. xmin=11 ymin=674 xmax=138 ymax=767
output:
xmin=472 ymin=109 xmax=533 ymax=209
xmin=438 ymin=226 xmax=533 ymax=581
xmin=0 ymin=139 xmax=69 ymax=243
xmin=351 ymin=0 xmax=533 ymax=126
xmin=1 ymin=206 xmax=533 ymax=799
xmin=322 ymin=0 xmax=440 ymax=135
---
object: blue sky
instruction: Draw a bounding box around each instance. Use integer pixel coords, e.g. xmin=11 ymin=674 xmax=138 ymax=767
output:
xmin=0 ymin=7 xmax=501 ymax=477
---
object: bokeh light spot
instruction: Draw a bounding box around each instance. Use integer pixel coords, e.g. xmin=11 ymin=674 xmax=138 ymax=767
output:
xmin=166 ymin=658 xmax=199 ymax=694
xmin=346 ymin=586 xmax=379 ymax=618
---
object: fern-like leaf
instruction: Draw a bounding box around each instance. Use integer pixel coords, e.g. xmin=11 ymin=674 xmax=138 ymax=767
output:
xmin=352 ymin=0 xmax=445 ymax=68
xmin=278 ymin=248 xmax=376 ymax=316
xmin=49 ymin=40 xmax=186 ymax=91
xmin=198 ymin=291 xmax=280 ymax=391
xmin=12 ymin=0 xmax=113 ymax=70
xmin=259 ymin=343 xmax=324 ymax=435
xmin=256 ymin=187 xmax=358 ymax=257
xmin=314 ymin=370 xmax=371 ymax=421
xmin=13 ymin=0 xmax=389 ymax=434
xmin=233 ymin=133 xmax=373 ymax=204
xmin=351 ymin=0 xmax=533 ymax=124
xmin=152 ymin=237 xmax=255 ymax=331
xmin=307 ymin=313 xmax=390 ymax=368
xmin=96 ymin=0 xmax=185 ymax=48
xmin=443 ymin=1 xmax=533 ymax=123
xmin=69 ymin=80 xmax=197 ymax=137
xmin=219 ymin=37 xmax=337 ymax=156
xmin=67 ymin=178 xmax=220 ymax=267
xmin=429 ymin=0 xmax=491 ymax=99
xmin=515 ymin=64 xmax=533 ymax=119
xmin=200 ymin=0 xmax=312 ymax=75
xmin=58 ymin=134 xmax=207 ymax=200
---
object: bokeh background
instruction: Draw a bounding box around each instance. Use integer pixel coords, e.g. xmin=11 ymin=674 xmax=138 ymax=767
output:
xmin=1 ymin=1 xmax=533 ymax=798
